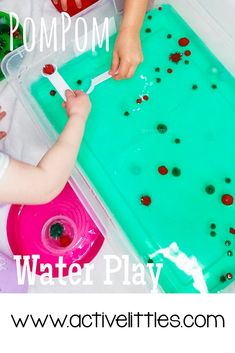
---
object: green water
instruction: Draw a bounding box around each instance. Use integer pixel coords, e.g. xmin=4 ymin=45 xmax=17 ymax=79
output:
xmin=31 ymin=5 xmax=235 ymax=293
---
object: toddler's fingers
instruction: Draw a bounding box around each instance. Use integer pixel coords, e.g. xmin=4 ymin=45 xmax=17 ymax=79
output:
xmin=65 ymin=90 xmax=75 ymax=100
xmin=62 ymin=102 xmax=66 ymax=108
xmin=75 ymin=0 xmax=82 ymax=8
xmin=110 ymin=51 xmax=120 ymax=77
xmin=61 ymin=0 xmax=68 ymax=11
xmin=0 ymin=131 xmax=7 ymax=140
xmin=0 ymin=111 xmax=6 ymax=120
xmin=115 ymin=60 xmax=130 ymax=80
xmin=74 ymin=90 xmax=86 ymax=97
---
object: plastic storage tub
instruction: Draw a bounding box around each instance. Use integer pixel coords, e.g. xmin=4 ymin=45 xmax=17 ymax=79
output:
xmin=2 ymin=0 xmax=143 ymax=289
xmin=2 ymin=0 xmax=235 ymax=293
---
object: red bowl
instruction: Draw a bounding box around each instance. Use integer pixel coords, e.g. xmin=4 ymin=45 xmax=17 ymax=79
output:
xmin=52 ymin=0 xmax=99 ymax=17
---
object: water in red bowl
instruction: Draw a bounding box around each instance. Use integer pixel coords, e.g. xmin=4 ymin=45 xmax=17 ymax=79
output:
xmin=52 ymin=0 xmax=99 ymax=17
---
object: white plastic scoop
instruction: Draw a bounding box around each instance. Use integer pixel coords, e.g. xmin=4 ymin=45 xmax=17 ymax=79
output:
xmin=42 ymin=64 xmax=111 ymax=98
xmin=86 ymin=71 xmax=112 ymax=94
xmin=42 ymin=64 xmax=71 ymax=101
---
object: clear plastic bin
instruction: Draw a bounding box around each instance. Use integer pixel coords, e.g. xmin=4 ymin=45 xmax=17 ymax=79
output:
xmin=2 ymin=0 xmax=145 ymax=290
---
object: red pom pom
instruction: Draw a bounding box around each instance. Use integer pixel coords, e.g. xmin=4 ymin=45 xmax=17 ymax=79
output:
xmin=169 ymin=52 xmax=182 ymax=64
xmin=226 ymin=273 xmax=233 ymax=280
xmin=178 ymin=37 xmax=190 ymax=47
xmin=185 ymin=50 xmax=191 ymax=56
xmin=141 ymin=195 xmax=152 ymax=206
xmin=59 ymin=235 xmax=72 ymax=248
xmin=43 ymin=64 xmax=55 ymax=75
xmin=222 ymin=194 xmax=234 ymax=206
xmin=158 ymin=166 xmax=168 ymax=175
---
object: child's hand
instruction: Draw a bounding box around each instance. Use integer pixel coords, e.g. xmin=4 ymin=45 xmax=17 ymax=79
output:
xmin=110 ymin=27 xmax=143 ymax=80
xmin=0 ymin=106 xmax=7 ymax=140
xmin=63 ymin=90 xmax=91 ymax=123
xmin=53 ymin=0 xmax=82 ymax=11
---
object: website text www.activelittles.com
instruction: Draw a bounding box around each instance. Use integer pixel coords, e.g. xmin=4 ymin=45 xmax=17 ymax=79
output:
xmin=10 ymin=311 xmax=225 ymax=329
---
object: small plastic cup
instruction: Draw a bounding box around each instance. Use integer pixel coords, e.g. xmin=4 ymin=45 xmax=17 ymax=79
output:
xmin=41 ymin=216 xmax=77 ymax=253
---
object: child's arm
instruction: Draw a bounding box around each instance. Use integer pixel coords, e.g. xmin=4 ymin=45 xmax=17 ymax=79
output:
xmin=110 ymin=0 xmax=149 ymax=80
xmin=0 ymin=90 xmax=90 ymax=205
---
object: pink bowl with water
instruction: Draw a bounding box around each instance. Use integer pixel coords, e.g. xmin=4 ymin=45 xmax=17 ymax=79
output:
xmin=7 ymin=182 xmax=104 ymax=277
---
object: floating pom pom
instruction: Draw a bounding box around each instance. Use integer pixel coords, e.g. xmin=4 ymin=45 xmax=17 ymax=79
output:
xmin=220 ymin=275 xmax=226 ymax=283
xmin=141 ymin=195 xmax=152 ymax=206
xmin=205 ymin=185 xmax=215 ymax=195
xmin=50 ymin=223 xmax=64 ymax=239
xmin=225 ymin=240 xmax=231 ymax=247
xmin=157 ymin=124 xmax=168 ymax=134
xmin=178 ymin=37 xmax=190 ymax=47
xmin=226 ymin=273 xmax=233 ymax=280
xmin=184 ymin=50 xmax=191 ymax=56
xmin=59 ymin=235 xmax=72 ymax=248
xmin=158 ymin=166 xmax=168 ymax=175
xmin=222 ymin=194 xmax=234 ymax=206
xmin=50 ymin=90 xmax=56 ymax=96
xmin=169 ymin=52 xmax=182 ymax=64
xmin=172 ymin=167 xmax=181 ymax=177
xmin=230 ymin=227 xmax=235 ymax=234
